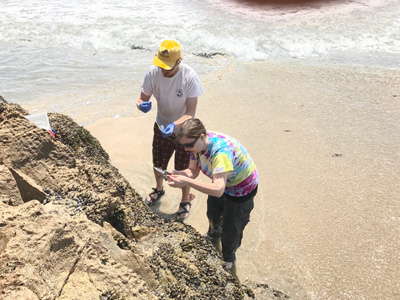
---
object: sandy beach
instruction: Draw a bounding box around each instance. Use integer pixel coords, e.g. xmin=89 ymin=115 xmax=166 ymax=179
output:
xmin=86 ymin=60 xmax=400 ymax=299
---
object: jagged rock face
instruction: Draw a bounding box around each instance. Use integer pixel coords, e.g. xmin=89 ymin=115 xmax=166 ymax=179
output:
xmin=0 ymin=200 xmax=157 ymax=300
xmin=0 ymin=100 xmax=287 ymax=299
xmin=48 ymin=113 xmax=110 ymax=166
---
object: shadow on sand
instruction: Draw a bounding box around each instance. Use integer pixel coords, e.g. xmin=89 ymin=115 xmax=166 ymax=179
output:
xmin=149 ymin=201 xmax=179 ymax=221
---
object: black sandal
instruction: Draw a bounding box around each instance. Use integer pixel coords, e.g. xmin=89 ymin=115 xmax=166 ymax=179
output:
xmin=145 ymin=188 xmax=165 ymax=206
xmin=176 ymin=201 xmax=192 ymax=220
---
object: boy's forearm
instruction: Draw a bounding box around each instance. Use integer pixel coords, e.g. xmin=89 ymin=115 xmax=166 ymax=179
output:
xmin=174 ymin=168 xmax=198 ymax=179
xmin=185 ymin=178 xmax=224 ymax=198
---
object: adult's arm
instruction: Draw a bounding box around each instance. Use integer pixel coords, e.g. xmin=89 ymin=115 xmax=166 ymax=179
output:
xmin=136 ymin=92 xmax=151 ymax=111
xmin=173 ymin=97 xmax=198 ymax=126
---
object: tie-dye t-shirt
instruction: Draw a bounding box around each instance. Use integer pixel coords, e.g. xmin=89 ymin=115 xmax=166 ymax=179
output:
xmin=191 ymin=131 xmax=259 ymax=197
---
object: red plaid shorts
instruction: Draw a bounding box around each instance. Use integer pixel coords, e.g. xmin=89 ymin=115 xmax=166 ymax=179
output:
xmin=152 ymin=122 xmax=190 ymax=171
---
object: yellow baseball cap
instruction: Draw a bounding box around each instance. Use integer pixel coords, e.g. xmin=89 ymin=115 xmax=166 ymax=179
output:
xmin=153 ymin=40 xmax=181 ymax=70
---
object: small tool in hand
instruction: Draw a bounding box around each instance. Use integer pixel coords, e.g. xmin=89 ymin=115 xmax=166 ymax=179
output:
xmin=154 ymin=166 xmax=171 ymax=181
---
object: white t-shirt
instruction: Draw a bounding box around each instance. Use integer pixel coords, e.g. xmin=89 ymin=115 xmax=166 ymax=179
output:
xmin=141 ymin=63 xmax=205 ymax=127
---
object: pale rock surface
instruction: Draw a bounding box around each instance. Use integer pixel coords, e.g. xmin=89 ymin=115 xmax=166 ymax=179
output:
xmin=0 ymin=200 xmax=156 ymax=300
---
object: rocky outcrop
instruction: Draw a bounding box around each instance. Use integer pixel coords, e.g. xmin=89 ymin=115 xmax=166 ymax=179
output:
xmin=0 ymin=97 xmax=289 ymax=299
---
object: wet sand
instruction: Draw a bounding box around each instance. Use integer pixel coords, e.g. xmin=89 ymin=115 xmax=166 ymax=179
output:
xmin=86 ymin=61 xmax=400 ymax=299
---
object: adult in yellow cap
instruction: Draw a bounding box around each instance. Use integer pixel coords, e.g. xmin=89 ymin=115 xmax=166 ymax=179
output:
xmin=136 ymin=40 xmax=205 ymax=220
xmin=152 ymin=40 xmax=182 ymax=71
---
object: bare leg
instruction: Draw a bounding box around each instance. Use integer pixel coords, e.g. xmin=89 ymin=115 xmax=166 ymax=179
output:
xmin=153 ymin=167 xmax=164 ymax=191
xmin=181 ymin=186 xmax=190 ymax=202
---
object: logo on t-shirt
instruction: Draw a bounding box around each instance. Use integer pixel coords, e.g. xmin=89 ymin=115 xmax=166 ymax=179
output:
xmin=176 ymin=89 xmax=183 ymax=97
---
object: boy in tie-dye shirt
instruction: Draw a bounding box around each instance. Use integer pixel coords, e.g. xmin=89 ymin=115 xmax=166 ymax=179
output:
xmin=167 ymin=118 xmax=259 ymax=276
xmin=192 ymin=131 xmax=259 ymax=198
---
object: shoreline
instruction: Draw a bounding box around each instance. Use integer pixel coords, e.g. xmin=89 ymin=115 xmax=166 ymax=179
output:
xmin=86 ymin=60 xmax=400 ymax=299
xmin=9 ymin=54 xmax=400 ymax=129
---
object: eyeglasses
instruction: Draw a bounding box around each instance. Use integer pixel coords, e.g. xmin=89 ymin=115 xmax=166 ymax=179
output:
xmin=178 ymin=136 xmax=199 ymax=149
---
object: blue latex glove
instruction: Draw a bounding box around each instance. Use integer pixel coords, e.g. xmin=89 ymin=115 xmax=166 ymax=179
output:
xmin=139 ymin=101 xmax=152 ymax=113
xmin=161 ymin=123 xmax=175 ymax=138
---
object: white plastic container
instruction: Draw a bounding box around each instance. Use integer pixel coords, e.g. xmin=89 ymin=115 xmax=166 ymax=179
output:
xmin=25 ymin=112 xmax=51 ymax=131
xmin=26 ymin=112 xmax=55 ymax=138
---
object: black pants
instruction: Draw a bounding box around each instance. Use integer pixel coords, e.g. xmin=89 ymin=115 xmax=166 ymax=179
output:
xmin=206 ymin=190 xmax=256 ymax=263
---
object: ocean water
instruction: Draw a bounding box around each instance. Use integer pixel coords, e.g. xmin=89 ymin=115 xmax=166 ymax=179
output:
xmin=0 ymin=0 xmax=399 ymax=124
xmin=1 ymin=1 xmax=400 ymax=299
